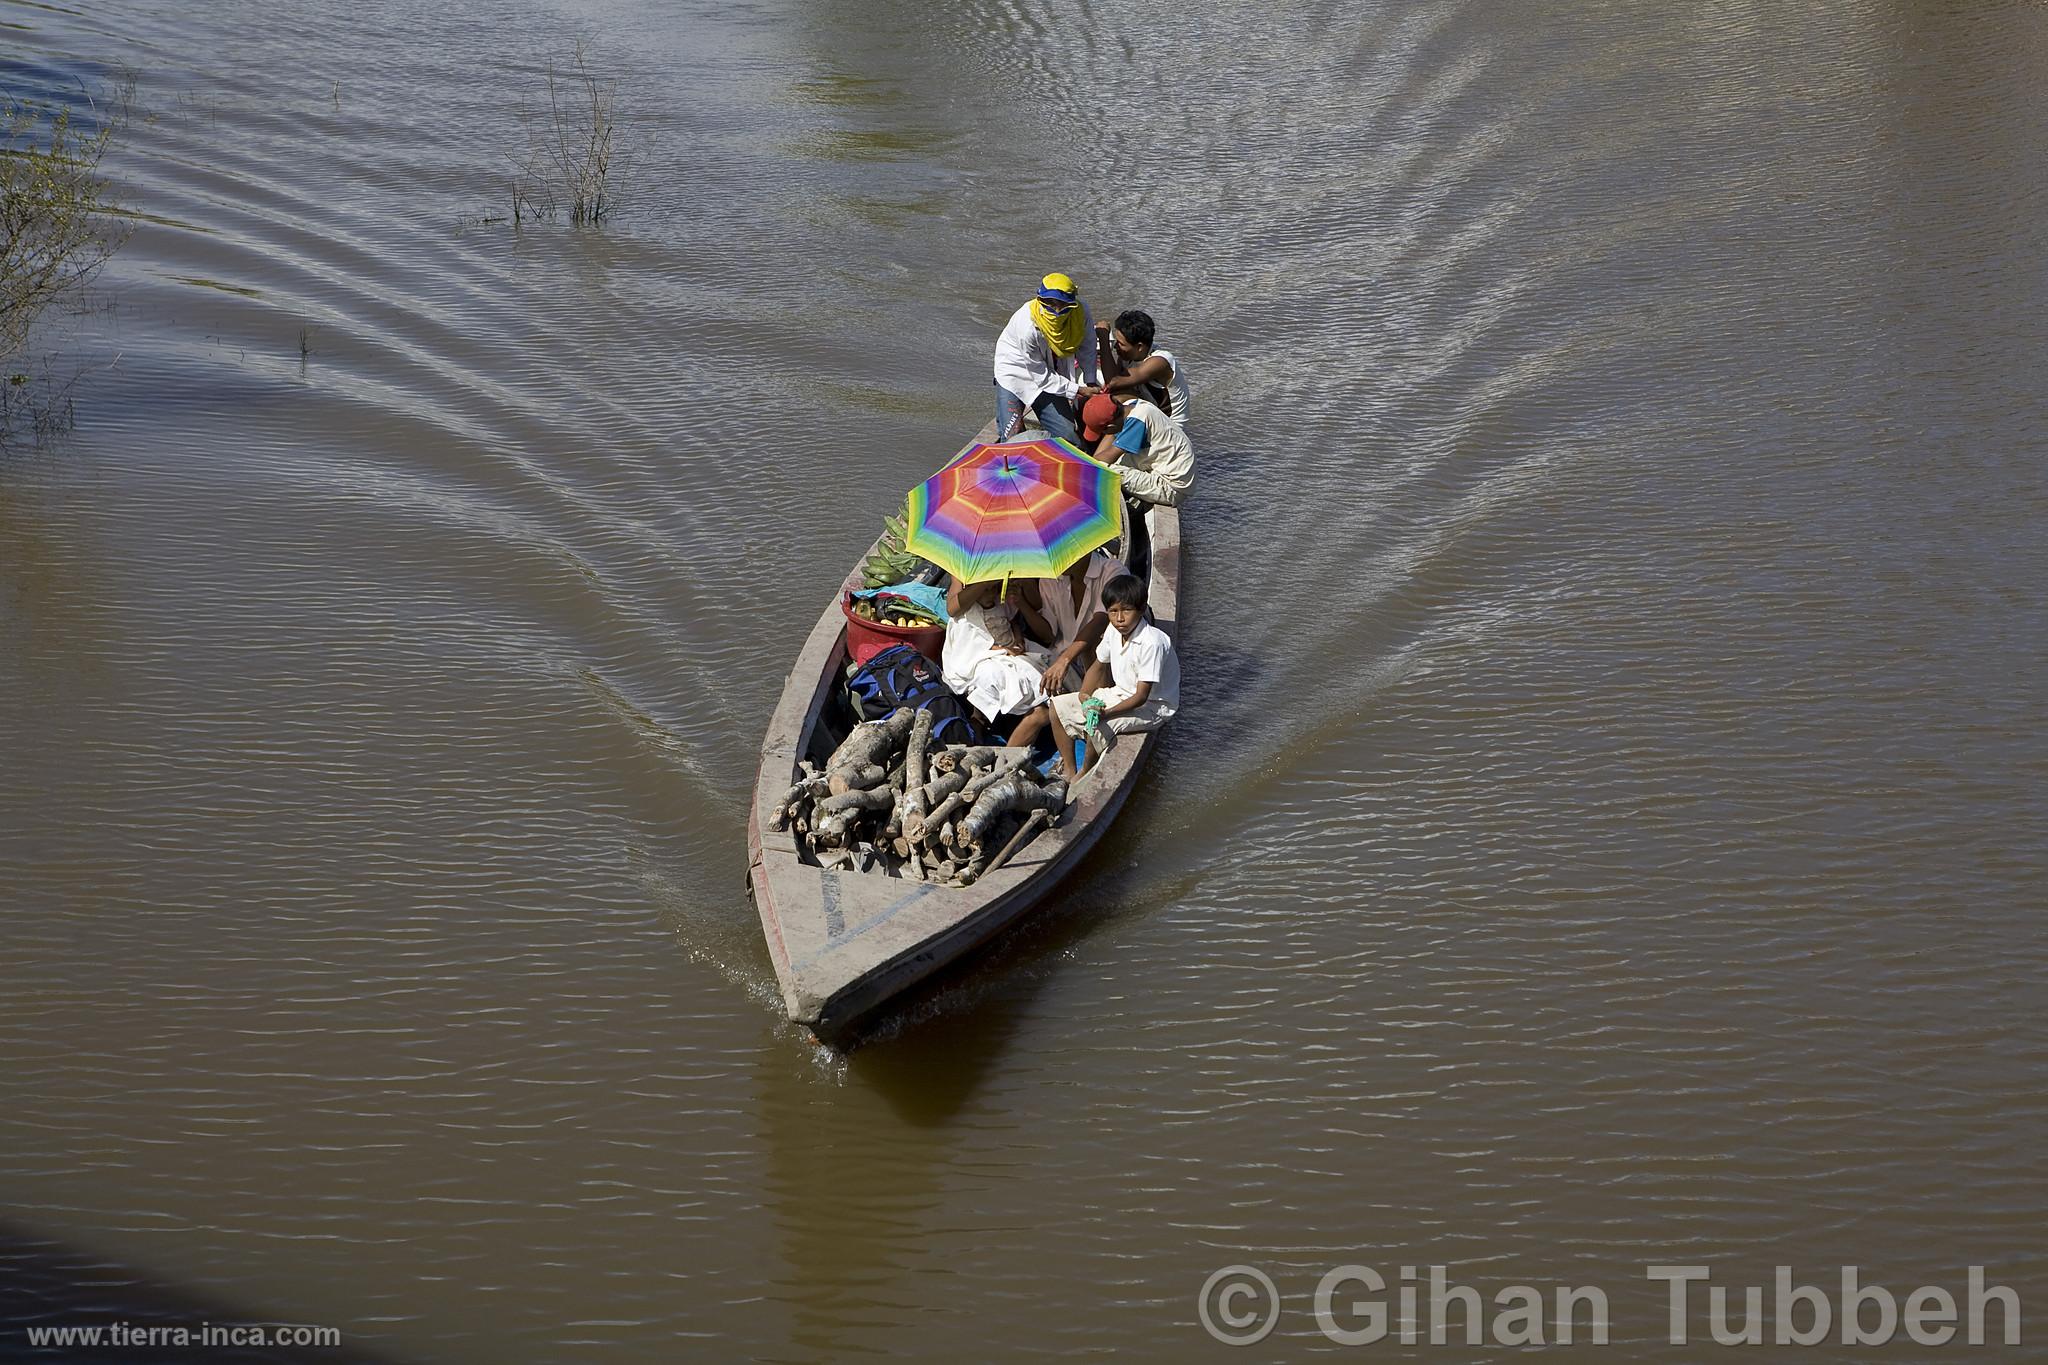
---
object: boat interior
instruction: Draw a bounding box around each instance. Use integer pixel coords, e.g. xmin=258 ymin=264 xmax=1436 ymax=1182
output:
xmin=794 ymin=502 xmax=1161 ymax=879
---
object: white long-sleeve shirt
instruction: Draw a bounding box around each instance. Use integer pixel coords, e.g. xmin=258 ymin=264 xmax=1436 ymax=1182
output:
xmin=992 ymin=302 xmax=1101 ymax=408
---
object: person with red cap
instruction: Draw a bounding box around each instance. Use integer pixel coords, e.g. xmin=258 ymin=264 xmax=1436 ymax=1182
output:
xmin=1080 ymin=390 xmax=1193 ymax=508
xmin=993 ymin=272 xmax=1103 ymax=444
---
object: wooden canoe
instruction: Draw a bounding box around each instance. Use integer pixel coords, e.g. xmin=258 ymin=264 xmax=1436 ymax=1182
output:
xmin=745 ymin=425 xmax=1182 ymax=1046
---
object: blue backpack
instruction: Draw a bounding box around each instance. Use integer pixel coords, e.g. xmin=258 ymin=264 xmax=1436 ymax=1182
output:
xmin=847 ymin=645 xmax=988 ymax=748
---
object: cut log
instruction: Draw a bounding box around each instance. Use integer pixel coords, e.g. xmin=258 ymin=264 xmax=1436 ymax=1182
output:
xmin=903 ymin=769 xmax=969 ymax=844
xmin=959 ymin=777 xmax=1066 ymax=851
xmin=921 ymin=769 xmax=971 ymax=804
xmin=956 ymin=753 xmax=1030 ymax=807
xmin=813 ymin=806 xmax=876 ymax=848
xmin=815 ymin=787 xmax=894 ymax=817
xmin=769 ymin=774 xmax=830 ymax=831
xmin=914 ymin=791 xmax=970 ymax=847
xmin=931 ymin=745 xmax=1005 ymax=776
xmin=826 ymin=762 xmax=888 ymax=797
xmin=826 ymin=707 xmax=915 ymax=793
xmin=904 ymin=708 xmax=934 ymax=793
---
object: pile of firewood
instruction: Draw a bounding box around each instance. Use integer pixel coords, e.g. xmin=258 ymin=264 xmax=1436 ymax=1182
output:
xmin=768 ymin=707 xmax=1066 ymax=886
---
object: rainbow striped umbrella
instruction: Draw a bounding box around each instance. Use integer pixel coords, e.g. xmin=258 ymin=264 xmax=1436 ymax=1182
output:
xmin=903 ymin=437 xmax=1123 ymax=584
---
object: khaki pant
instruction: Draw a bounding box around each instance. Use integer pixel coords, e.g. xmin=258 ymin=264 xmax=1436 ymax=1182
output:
xmin=1050 ymin=688 xmax=1175 ymax=754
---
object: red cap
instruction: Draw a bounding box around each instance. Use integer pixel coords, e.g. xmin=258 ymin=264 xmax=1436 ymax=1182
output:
xmin=1081 ymin=393 xmax=1121 ymax=443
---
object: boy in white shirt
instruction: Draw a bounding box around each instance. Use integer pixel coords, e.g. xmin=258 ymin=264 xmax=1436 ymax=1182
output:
xmin=1012 ymin=573 xmax=1178 ymax=780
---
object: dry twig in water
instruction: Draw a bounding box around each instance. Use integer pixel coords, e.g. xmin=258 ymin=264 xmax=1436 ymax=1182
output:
xmin=512 ymin=40 xmax=627 ymax=226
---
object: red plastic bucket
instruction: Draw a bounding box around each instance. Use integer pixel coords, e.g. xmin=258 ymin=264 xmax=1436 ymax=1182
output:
xmin=843 ymin=593 xmax=946 ymax=667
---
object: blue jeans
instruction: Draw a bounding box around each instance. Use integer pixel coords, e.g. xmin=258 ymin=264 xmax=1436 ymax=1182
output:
xmin=995 ymin=381 xmax=1082 ymax=445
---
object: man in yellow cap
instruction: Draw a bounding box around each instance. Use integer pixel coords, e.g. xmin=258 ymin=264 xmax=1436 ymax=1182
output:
xmin=992 ymin=272 xmax=1103 ymax=444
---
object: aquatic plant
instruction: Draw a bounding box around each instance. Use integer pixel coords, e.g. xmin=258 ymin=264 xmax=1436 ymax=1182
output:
xmin=512 ymin=41 xmax=628 ymax=226
xmin=0 ymin=79 xmax=130 ymax=365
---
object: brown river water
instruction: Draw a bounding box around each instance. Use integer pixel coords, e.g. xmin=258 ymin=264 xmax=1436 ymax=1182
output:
xmin=4 ymin=0 xmax=2045 ymax=1360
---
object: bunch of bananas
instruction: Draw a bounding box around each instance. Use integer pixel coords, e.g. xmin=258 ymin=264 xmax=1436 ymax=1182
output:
xmin=861 ymin=514 xmax=926 ymax=589
xmin=852 ymin=599 xmax=936 ymax=629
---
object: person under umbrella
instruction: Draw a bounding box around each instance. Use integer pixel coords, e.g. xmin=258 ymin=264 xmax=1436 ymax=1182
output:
xmin=903 ymin=436 xmax=1126 ymax=725
xmin=993 ymin=272 xmax=1103 ymax=444
xmin=941 ymin=577 xmax=1056 ymax=727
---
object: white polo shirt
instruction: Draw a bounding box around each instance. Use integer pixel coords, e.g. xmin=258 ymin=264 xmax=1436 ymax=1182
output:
xmin=1100 ymin=618 xmax=1179 ymax=712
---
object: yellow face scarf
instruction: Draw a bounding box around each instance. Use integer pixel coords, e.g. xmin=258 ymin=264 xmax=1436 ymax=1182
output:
xmin=1030 ymin=273 xmax=1085 ymax=357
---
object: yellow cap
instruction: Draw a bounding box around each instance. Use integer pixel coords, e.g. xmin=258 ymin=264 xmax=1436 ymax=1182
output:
xmin=1037 ymin=272 xmax=1078 ymax=301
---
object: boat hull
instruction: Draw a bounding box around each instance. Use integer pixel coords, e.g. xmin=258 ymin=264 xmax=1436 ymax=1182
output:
xmin=745 ymin=426 xmax=1182 ymax=1045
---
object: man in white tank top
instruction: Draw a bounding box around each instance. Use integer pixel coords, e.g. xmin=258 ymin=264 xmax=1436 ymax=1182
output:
xmin=1095 ymin=309 xmax=1190 ymax=428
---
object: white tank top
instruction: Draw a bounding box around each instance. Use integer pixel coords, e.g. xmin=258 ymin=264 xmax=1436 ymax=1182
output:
xmin=1152 ymin=348 xmax=1192 ymax=427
